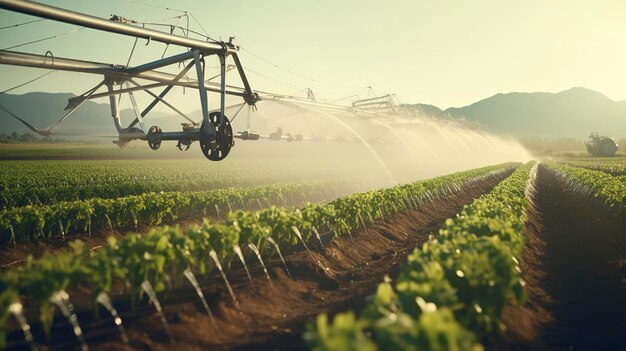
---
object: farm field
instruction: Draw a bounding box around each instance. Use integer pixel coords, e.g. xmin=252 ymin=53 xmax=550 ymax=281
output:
xmin=0 ymin=0 xmax=626 ymax=351
xmin=0 ymin=154 xmax=392 ymax=268
xmin=306 ymin=160 xmax=625 ymax=351
xmin=0 ymin=156 xmax=517 ymax=350
xmin=1 ymin=1 xmax=624 ymax=350
xmin=557 ymin=157 xmax=626 ymax=176
xmin=0 ymin=153 xmax=624 ymax=351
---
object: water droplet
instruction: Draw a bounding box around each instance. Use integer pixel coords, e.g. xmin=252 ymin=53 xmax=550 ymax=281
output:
xmin=266 ymin=237 xmax=291 ymax=279
xmin=456 ymin=270 xmax=465 ymax=278
xmin=141 ymin=281 xmax=174 ymax=343
xmin=96 ymin=292 xmax=128 ymax=344
xmin=9 ymin=302 xmax=38 ymax=351
xmin=50 ymin=291 xmax=89 ymax=350
xmin=416 ymin=297 xmax=437 ymax=312
xmin=248 ymin=243 xmax=272 ymax=285
xmin=209 ymin=250 xmax=239 ymax=305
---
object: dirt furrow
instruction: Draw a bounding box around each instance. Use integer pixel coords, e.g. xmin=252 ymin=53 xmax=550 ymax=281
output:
xmin=498 ymin=164 xmax=625 ymax=351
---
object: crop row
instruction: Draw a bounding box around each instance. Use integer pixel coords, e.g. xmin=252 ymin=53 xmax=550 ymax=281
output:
xmin=548 ymin=163 xmax=625 ymax=213
xmin=0 ymin=180 xmax=366 ymax=246
xmin=305 ymin=162 xmax=535 ymax=351
xmin=1 ymin=178 xmax=293 ymax=210
xmin=0 ymin=159 xmax=338 ymax=189
xmin=0 ymin=163 xmax=517 ymax=348
xmin=0 ymin=159 xmax=376 ymax=210
xmin=560 ymin=159 xmax=626 ymax=177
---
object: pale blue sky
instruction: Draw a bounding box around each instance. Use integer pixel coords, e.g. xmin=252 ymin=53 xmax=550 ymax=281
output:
xmin=1 ymin=0 xmax=625 ymax=111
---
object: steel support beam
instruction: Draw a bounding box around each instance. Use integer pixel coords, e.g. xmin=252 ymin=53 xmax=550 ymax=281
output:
xmin=127 ymin=59 xmax=196 ymax=128
xmin=0 ymin=80 xmax=105 ymax=136
xmin=226 ymin=102 xmax=246 ymax=123
xmin=0 ymin=0 xmax=233 ymax=55
xmin=128 ymin=51 xmax=195 ymax=74
xmin=127 ymin=88 xmax=145 ymax=133
xmin=0 ymin=50 xmax=249 ymax=97
xmin=127 ymin=79 xmax=195 ymax=126
xmin=107 ymin=82 xmax=122 ymax=132
xmin=230 ymin=52 xmax=255 ymax=104
xmin=0 ymin=50 xmax=124 ymax=74
xmin=47 ymin=80 xmax=106 ymax=132
xmin=70 ymin=82 xmax=167 ymax=103
xmin=218 ymin=54 xmax=226 ymax=126
xmin=193 ymin=50 xmax=210 ymax=128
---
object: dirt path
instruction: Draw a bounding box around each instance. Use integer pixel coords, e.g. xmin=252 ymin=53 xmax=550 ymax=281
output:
xmin=4 ymin=171 xmax=512 ymax=351
xmin=498 ymin=164 xmax=625 ymax=350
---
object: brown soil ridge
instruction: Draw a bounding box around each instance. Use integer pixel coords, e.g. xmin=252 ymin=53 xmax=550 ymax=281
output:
xmin=497 ymin=163 xmax=626 ymax=351
xmin=4 ymin=170 xmax=512 ymax=351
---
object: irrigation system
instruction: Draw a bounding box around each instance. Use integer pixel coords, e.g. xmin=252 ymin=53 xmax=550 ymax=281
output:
xmin=0 ymin=0 xmax=423 ymax=161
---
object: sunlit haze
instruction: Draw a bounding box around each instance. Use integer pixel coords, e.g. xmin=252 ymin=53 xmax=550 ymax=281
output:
xmin=1 ymin=0 xmax=625 ymax=111
xmin=0 ymin=3 xmax=624 ymax=350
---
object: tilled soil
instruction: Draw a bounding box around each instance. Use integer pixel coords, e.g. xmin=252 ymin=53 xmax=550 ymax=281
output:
xmin=4 ymin=170 xmax=511 ymax=351
xmin=497 ymin=164 xmax=625 ymax=351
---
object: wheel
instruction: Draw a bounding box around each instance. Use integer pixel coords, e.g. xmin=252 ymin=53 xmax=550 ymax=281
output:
xmin=147 ymin=125 xmax=162 ymax=150
xmin=199 ymin=112 xmax=233 ymax=161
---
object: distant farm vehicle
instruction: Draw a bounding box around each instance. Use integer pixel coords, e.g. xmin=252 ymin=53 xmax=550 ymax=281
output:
xmin=585 ymin=133 xmax=618 ymax=157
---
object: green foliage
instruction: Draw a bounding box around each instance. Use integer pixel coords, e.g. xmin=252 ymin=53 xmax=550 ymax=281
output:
xmin=560 ymin=158 xmax=626 ymax=177
xmin=305 ymin=162 xmax=535 ymax=350
xmin=548 ymin=162 xmax=626 ymax=215
xmin=0 ymin=159 xmax=376 ymax=210
xmin=305 ymin=312 xmax=377 ymax=351
xmin=309 ymin=298 xmax=483 ymax=351
xmin=0 ymin=180 xmax=347 ymax=246
xmin=0 ymin=162 xmax=517 ymax=345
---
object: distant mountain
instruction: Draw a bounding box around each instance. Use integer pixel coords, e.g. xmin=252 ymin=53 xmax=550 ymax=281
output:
xmin=411 ymin=87 xmax=625 ymax=137
xmin=404 ymin=103 xmax=445 ymax=118
xmin=0 ymin=92 xmax=115 ymax=136
xmin=0 ymin=92 xmax=185 ymax=136
xmin=2 ymin=88 xmax=625 ymax=139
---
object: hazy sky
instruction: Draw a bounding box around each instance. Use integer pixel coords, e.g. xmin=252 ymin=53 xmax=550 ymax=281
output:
xmin=0 ymin=0 xmax=625 ymax=111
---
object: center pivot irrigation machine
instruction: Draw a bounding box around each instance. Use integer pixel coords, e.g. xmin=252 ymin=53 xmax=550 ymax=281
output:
xmin=0 ymin=0 xmax=321 ymax=160
xmin=0 ymin=0 xmax=430 ymax=161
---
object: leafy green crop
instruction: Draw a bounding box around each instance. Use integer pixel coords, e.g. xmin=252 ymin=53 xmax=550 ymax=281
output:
xmin=560 ymin=159 xmax=626 ymax=177
xmin=548 ymin=162 xmax=625 ymax=215
xmin=305 ymin=162 xmax=535 ymax=350
xmin=0 ymin=180 xmax=349 ymax=246
xmin=0 ymin=162 xmax=517 ymax=343
xmin=0 ymin=159 xmax=380 ymax=210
